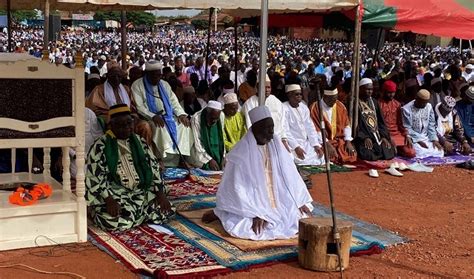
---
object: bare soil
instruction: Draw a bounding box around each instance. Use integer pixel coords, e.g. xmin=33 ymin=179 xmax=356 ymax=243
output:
xmin=1 ymin=166 xmax=472 ymax=279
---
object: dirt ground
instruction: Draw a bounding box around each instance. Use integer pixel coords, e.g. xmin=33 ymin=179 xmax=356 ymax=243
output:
xmin=0 ymin=166 xmax=472 ymax=279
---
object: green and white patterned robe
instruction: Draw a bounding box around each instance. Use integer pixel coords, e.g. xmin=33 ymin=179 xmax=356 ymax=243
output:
xmin=86 ymin=135 xmax=174 ymax=231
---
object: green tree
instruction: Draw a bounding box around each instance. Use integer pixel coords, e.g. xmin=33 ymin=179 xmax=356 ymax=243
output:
xmin=93 ymin=11 xmax=120 ymax=21
xmin=0 ymin=10 xmax=38 ymax=22
xmin=126 ymin=11 xmax=155 ymax=27
xmin=93 ymin=11 xmax=155 ymax=28
xmin=191 ymin=19 xmax=208 ymax=30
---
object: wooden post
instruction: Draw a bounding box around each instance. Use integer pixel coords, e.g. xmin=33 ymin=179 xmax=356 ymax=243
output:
xmin=121 ymin=11 xmax=127 ymax=71
xmin=204 ymin=8 xmax=214 ymax=84
xmin=299 ymin=218 xmax=353 ymax=272
xmin=351 ymin=5 xmax=362 ymax=136
xmin=234 ymin=22 xmax=239 ymax=91
xmin=43 ymin=0 xmax=50 ymax=61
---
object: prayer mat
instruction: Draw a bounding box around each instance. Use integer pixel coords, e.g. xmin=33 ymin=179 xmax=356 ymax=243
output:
xmin=88 ymin=225 xmax=230 ymax=278
xmin=164 ymin=215 xmax=386 ymax=270
xmin=162 ymin=167 xmax=189 ymax=181
xmin=405 ymin=153 xmax=474 ymax=166
xmin=172 ymin=195 xmax=217 ymax=211
xmin=167 ymin=180 xmax=219 ymax=200
xmin=179 ymin=209 xmax=297 ymax=251
xmin=297 ymin=164 xmax=352 ymax=175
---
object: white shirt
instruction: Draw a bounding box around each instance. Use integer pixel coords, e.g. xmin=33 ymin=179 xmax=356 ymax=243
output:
xmin=242 ymin=95 xmax=288 ymax=140
xmin=320 ymin=100 xmax=353 ymax=141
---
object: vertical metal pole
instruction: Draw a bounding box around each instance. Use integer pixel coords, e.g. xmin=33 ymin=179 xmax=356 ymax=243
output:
xmin=6 ymin=0 xmax=12 ymax=52
xmin=258 ymin=0 xmax=269 ymax=106
xmin=121 ymin=11 xmax=127 ymax=71
xmin=459 ymin=39 xmax=462 ymax=54
xmin=351 ymin=4 xmax=362 ymax=136
xmin=43 ymin=0 xmax=50 ymax=60
xmin=234 ymin=22 xmax=239 ymax=91
xmin=348 ymin=5 xmax=360 ymax=126
xmin=469 ymin=39 xmax=472 ymax=51
xmin=214 ymin=8 xmax=218 ymax=32
xmin=204 ymin=8 xmax=213 ymax=84
xmin=315 ymin=83 xmax=344 ymax=279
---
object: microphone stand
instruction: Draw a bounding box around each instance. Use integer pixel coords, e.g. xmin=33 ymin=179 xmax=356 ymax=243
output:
xmin=311 ymin=77 xmax=344 ymax=278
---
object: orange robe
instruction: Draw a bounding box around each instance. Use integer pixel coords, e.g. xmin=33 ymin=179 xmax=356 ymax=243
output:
xmin=310 ymin=101 xmax=357 ymax=163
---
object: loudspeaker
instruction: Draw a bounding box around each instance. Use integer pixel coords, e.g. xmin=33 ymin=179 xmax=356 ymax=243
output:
xmin=49 ymin=15 xmax=61 ymax=41
xmin=366 ymin=28 xmax=385 ymax=50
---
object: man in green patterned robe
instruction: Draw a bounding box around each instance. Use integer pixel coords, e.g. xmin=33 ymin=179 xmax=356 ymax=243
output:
xmin=86 ymin=104 xmax=174 ymax=231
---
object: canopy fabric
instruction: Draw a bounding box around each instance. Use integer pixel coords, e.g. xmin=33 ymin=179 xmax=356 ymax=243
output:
xmin=54 ymin=0 xmax=358 ymax=12
xmin=362 ymin=0 xmax=474 ymax=39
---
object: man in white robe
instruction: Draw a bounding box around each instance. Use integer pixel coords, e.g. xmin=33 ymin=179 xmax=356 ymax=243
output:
xmin=131 ymin=60 xmax=193 ymax=166
xmin=402 ymin=89 xmax=444 ymax=158
xmin=283 ymin=84 xmax=324 ymax=165
xmin=213 ymin=106 xmax=313 ymax=240
xmin=241 ymin=75 xmax=289 ymax=150
xmin=190 ymin=101 xmax=226 ymax=170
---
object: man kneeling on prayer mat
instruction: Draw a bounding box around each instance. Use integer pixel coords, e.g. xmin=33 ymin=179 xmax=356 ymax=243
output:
xmin=354 ymin=78 xmax=395 ymax=161
xmin=86 ymin=104 xmax=174 ymax=231
xmin=132 ymin=60 xmax=192 ymax=166
xmin=309 ymin=88 xmax=357 ymax=164
xmin=434 ymin=96 xmax=472 ymax=155
xmin=86 ymin=65 xmax=153 ymax=145
xmin=207 ymin=106 xmax=313 ymax=240
xmin=222 ymin=93 xmax=247 ymax=152
xmin=378 ymin=80 xmax=416 ymax=158
xmin=283 ymin=84 xmax=324 ymax=165
xmin=190 ymin=101 xmax=226 ymax=170
xmin=402 ymin=89 xmax=444 ymax=158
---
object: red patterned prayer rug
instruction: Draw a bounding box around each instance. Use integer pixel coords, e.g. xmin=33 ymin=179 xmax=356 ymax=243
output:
xmin=88 ymin=225 xmax=230 ymax=278
xmin=167 ymin=179 xmax=219 ymax=199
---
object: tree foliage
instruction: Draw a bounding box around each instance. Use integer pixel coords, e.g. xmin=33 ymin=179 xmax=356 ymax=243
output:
xmin=191 ymin=19 xmax=208 ymax=30
xmin=0 ymin=10 xmax=38 ymax=22
xmin=93 ymin=11 xmax=156 ymax=27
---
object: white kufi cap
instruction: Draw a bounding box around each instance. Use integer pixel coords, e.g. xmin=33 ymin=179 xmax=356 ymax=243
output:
xmin=145 ymin=60 xmax=163 ymax=71
xmin=223 ymin=93 xmax=238 ymax=104
xmin=324 ymin=88 xmax=338 ymax=96
xmin=207 ymin=100 xmax=223 ymax=111
xmin=360 ymin=78 xmax=373 ymax=87
xmin=249 ymin=106 xmax=272 ymax=125
xmin=285 ymin=84 xmax=301 ymax=93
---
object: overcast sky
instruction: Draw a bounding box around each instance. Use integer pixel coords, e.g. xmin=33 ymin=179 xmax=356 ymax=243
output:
xmin=150 ymin=9 xmax=201 ymax=18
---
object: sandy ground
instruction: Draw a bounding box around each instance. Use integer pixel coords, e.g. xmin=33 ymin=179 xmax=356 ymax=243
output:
xmin=0 ymin=166 xmax=472 ymax=279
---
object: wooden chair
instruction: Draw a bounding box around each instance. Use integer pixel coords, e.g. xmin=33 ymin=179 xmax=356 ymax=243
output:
xmin=0 ymin=54 xmax=86 ymax=250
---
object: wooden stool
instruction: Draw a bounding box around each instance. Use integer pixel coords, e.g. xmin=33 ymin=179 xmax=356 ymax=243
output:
xmin=298 ymin=217 xmax=352 ymax=272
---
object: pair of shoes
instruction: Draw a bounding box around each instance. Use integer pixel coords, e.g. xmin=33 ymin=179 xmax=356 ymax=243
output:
xmin=390 ymin=162 xmax=409 ymax=171
xmin=385 ymin=166 xmax=404 ymax=177
xmin=408 ymin=162 xmax=434 ymax=173
xmin=368 ymin=169 xmax=379 ymax=178
xmin=8 ymin=183 xmax=53 ymax=206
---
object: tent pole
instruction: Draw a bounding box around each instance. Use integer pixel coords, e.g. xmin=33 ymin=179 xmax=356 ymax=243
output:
xmin=43 ymin=0 xmax=50 ymax=60
xmin=352 ymin=4 xmax=362 ymax=136
xmin=6 ymin=0 xmax=12 ymax=52
xmin=469 ymin=40 xmax=472 ymax=51
xmin=459 ymin=39 xmax=462 ymax=53
xmin=204 ymin=8 xmax=213 ymax=84
xmin=258 ymin=0 xmax=269 ymax=106
xmin=214 ymin=8 xmax=217 ymax=32
xmin=234 ymin=22 xmax=239 ymax=91
xmin=348 ymin=5 xmax=361 ymax=126
xmin=121 ymin=11 xmax=127 ymax=71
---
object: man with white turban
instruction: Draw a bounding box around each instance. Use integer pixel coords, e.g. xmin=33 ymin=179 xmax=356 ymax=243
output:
xmin=283 ymin=84 xmax=324 ymax=165
xmin=190 ymin=101 xmax=226 ymax=170
xmin=211 ymin=106 xmax=313 ymax=240
xmin=131 ymin=60 xmax=193 ymax=166
xmin=222 ymin=93 xmax=247 ymax=152
xmin=241 ymin=74 xmax=289 ymax=150
xmin=402 ymin=89 xmax=444 ymax=158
